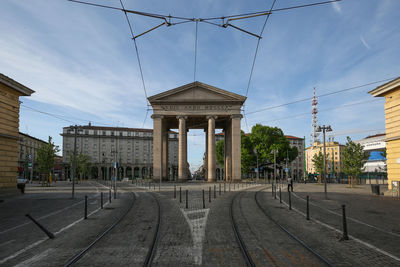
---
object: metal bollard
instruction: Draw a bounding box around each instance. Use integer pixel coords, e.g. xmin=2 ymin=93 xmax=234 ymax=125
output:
xmin=174 ymin=185 xmax=176 ymax=199
xmin=101 ymin=192 xmax=103 ymax=209
xmin=272 ymin=184 xmax=274 ymax=197
xmin=203 ymin=189 xmax=205 ymax=208
xmin=288 ymin=191 xmax=292 ymax=210
xmin=219 ymin=184 xmax=221 ymax=195
xmin=209 ymin=187 xmax=211 ymax=202
xmin=306 ymin=196 xmax=310 ymax=220
xmin=214 ymin=185 xmax=216 ymax=199
xmin=109 ymin=189 xmax=111 ymax=203
xmin=180 ymin=187 xmax=182 ymax=203
xmin=186 ymin=190 xmax=188 ymax=209
xmin=279 ymin=187 xmax=282 ymax=203
xmin=341 ymin=204 xmax=349 ymax=240
xmin=84 ymin=195 xmax=88 ymax=219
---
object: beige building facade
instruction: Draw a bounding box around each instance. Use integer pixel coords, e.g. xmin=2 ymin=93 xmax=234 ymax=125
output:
xmin=369 ymin=77 xmax=400 ymax=190
xmin=61 ymin=124 xmax=179 ymax=180
xmin=0 ymin=74 xmax=34 ymax=193
xmin=148 ymin=82 xmax=246 ymax=182
xmin=306 ymin=141 xmax=345 ymax=175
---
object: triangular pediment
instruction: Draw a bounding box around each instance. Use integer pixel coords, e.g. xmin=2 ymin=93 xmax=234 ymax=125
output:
xmin=148 ymin=81 xmax=246 ymax=105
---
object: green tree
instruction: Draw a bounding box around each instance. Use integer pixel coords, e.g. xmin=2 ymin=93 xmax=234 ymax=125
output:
xmin=241 ymin=131 xmax=255 ymax=176
xmin=249 ymin=124 xmax=298 ymax=168
xmin=36 ymin=136 xmax=60 ymax=185
xmin=342 ymin=136 xmax=367 ymax=187
xmin=70 ymin=153 xmax=92 ymax=180
xmin=312 ymin=150 xmax=324 ymax=183
xmin=216 ymin=140 xmax=225 ymax=167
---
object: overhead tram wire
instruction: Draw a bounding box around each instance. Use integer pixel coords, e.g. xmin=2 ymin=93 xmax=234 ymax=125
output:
xmin=20 ymin=104 xmax=118 ymax=126
xmin=200 ymin=0 xmax=342 ymax=21
xmin=245 ymin=0 xmax=277 ymax=98
xmin=246 ymin=76 xmax=398 ymax=115
xmin=254 ymin=98 xmax=382 ymax=124
xmin=68 ymin=0 xmax=193 ymax=21
xmin=119 ymin=0 xmax=150 ymax=127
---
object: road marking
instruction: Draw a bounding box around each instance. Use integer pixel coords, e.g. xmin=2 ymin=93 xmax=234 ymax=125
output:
xmin=0 ymin=182 xmax=106 ymax=235
xmin=181 ymin=208 xmax=210 ymax=265
xmin=277 ymin=194 xmax=400 ymax=262
xmin=14 ymin=248 xmax=54 ymax=267
xmin=291 ymin=192 xmax=400 ymax=238
xmin=0 ymin=200 xmax=111 ymax=265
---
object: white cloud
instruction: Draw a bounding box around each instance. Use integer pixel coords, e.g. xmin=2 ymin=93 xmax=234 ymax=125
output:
xmin=360 ymin=35 xmax=371 ymax=49
xmin=332 ymin=2 xmax=342 ymax=13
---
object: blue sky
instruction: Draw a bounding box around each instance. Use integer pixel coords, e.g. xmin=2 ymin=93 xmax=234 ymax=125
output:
xmin=1 ymin=0 xmax=399 ymax=171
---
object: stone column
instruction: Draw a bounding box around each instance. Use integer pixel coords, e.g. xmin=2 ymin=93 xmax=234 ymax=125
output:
xmin=162 ymin=125 xmax=169 ymax=181
xmin=224 ymin=122 xmax=232 ymax=181
xmin=231 ymin=114 xmax=242 ymax=182
xmin=207 ymin=116 xmax=217 ymax=182
xmin=204 ymin=129 xmax=208 ymax=181
xmin=177 ymin=116 xmax=188 ymax=181
xmin=152 ymin=114 xmax=163 ymax=181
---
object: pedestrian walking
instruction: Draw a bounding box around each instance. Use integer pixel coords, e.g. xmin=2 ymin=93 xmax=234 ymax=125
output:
xmin=287 ymin=177 xmax=294 ymax=192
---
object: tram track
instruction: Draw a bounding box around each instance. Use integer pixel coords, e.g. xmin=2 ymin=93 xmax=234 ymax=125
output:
xmin=230 ymin=186 xmax=333 ymax=266
xmin=63 ymin=191 xmax=162 ymax=267
xmin=254 ymin=188 xmax=333 ymax=266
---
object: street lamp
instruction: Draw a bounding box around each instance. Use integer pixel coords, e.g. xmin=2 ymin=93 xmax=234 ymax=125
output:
xmin=253 ymin=148 xmax=259 ymax=182
xmin=271 ymin=149 xmax=278 ymax=186
xmin=316 ymin=125 xmax=332 ymax=199
xmin=70 ymin=125 xmax=82 ymax=199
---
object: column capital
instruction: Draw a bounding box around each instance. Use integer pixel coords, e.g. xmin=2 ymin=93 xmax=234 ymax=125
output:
xmin=206 ymin=115 xmax=218 ymax=120
xmin=230 ymin=114 xmax=243 ymax=119
xmin=176 ymin=115 xmax=188 ymax=120
xmin=151 ymin=114 xmax=164 ymax=119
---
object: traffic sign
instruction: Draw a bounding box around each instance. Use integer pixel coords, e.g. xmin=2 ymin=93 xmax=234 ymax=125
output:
xmin=285 ymin=168 xmax=290 ymax=172
xmin=28 ymin=162 xmax=32 ymax=167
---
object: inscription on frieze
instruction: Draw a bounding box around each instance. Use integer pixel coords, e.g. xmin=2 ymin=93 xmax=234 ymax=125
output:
xmin=161 ymin=105 xmax=231 ymax=111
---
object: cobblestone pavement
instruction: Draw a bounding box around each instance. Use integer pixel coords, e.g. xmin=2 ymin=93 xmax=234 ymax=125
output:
xmin=1 ymin=180 xmax=399 ymax=266
xmin=267 ymin=183 xmax=400 ymax=266
xmin=284 ymin=183 xmax=400 ymax=259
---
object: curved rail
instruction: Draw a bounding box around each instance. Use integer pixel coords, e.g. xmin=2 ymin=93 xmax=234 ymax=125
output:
xmin=230 ymin=191 xmax=256 ymax=267
xmin=254 ymin=190 xmax=334 ymax=267
xmin=143 ymin=193 xmax=162 ymax=267
xmin=64 ymin=192 xmax=136 ymax=267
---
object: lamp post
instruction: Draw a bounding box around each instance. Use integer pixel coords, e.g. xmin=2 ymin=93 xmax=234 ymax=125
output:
xmin=316 ymin=125 xmax=332 ymax=199
xmin=271 ymin=149 xmax=278 ymax=186
xmin=254 ymin=148 xmax=259 ymax=182
xmin=71 ymin=125 xmax=82 ymax=199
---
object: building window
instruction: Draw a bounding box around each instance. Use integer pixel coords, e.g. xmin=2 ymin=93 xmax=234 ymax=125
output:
xmin=85 ymin=130 xmax=89 ymax=135
xmin=111 ymin=131 xmax=114 ymax=136
xmin=94 ymin=130 xmax=97 ymax=135
xmin=119 ymin=132 xmax=123 ymax=137
xmin=103 ymin=131 xmax=106 ymax=135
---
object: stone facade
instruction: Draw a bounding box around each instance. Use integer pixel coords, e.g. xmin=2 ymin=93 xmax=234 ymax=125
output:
xmin=0 ymin=74 xmax=34 ymax=192
xmin=18 ymin=132 xmax=47 ymax=180
xmin=285 ymin=135 xmax=305 ymax=181
xmin=61 ymin=124 xmax=178 ymax=180
xmin=148 ymin=81 xmax=246 ymax=182
xmin=306 ymin=141 xmax=345 ymax=176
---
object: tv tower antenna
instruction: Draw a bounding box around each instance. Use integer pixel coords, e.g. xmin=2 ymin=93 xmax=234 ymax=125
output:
xmin=311 ymin=87 xmax=320 ymax=146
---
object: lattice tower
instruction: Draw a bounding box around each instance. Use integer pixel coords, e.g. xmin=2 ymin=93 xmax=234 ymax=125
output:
xmin=311 ymin=87 xmax=320 ymax=146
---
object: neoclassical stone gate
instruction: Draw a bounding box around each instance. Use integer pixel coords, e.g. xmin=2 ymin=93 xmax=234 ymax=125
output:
xmin=148 ymin=82 xmax=246 ymax=182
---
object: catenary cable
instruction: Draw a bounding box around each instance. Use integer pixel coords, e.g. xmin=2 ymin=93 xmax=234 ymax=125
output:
xmin=246 ymin=76 xmax=398 ymax=115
